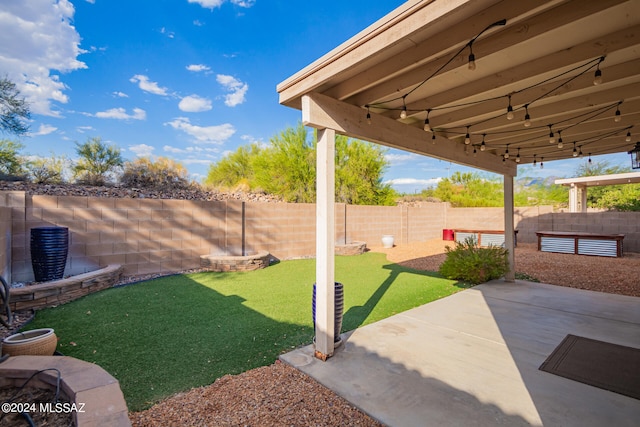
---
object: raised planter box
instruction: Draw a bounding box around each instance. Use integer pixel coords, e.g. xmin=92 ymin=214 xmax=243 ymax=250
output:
xmin=536 ymin=231 xmax=624 ymax=257
xmin=453 ymin=229 xmax=518 ymax=247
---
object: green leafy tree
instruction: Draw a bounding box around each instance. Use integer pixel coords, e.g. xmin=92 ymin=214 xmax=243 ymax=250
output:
xmin=205 ymin=123 xmax=396 ymax=205
xmin=204 ymin=144 xmax=260 ymax=191
xmin=73 ymin=137 xmax=123 ymax=186
xmin=0 ymin=139 xmax=26 ymax=177
xmin=0 ymin=77 xmax=30 ymax=136
xmin=121 ymin=157 xmax=194 ymax=190
xmin=434 ymin=172 xmax=503 ymax=207
xmin=335 ymin=136 xmax=396 ymax=205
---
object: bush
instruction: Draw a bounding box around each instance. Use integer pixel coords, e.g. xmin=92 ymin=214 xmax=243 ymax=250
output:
xmin=121 ymin=157 xmax=194 ymax=190
xmin=27 ymin=154 xmax=70 ymax=184
xmin=438 ymin=236 xmax=509 ymax=285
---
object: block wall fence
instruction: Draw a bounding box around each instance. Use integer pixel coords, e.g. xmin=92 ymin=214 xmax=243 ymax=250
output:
xmin=1 ymin=191 xmax=638 ymax=283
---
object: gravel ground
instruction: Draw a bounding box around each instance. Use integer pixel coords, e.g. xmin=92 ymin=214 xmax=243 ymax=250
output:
xmin=128 ymin=240 xmax=639 ymax=426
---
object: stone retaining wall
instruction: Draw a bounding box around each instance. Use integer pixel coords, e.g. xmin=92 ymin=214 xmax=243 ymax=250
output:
xmin=9 ymin=265 xmax=123 ymax=311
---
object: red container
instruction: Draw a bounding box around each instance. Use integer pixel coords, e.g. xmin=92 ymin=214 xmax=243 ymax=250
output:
xmin=442 ymin=229 xmax=455 ymax=241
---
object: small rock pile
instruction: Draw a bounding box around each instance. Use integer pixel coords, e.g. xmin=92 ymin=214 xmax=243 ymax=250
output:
xmin=0 ymin=181 xmax=284 ymax=203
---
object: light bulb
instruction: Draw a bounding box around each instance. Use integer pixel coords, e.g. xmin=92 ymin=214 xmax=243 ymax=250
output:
xmin=432 ymin=133 xmax=436 ymax=144
xmin=504 ymin=148 xmax=510 ymax=159
xmin=594 ymin=69 xmax=602 ymax=85
xmin=506 ymin=105 xmax=514 ymax=120
xmin=400 ymin=108 xmax=407 ymax=119
xmin=524 ymin=113 xmax=531 ymax=127
xmin=480 ymin=141 xmax=486 ymax=151
xmin=557 ymin=141 xmax=563 ymax=149
xmin=464 ymin=128 xmax=470 ymax=145
xmin=468 ymin=53 xmax=476 ymax=71
xmin=614 ymin=108 xmax=621 ymax=122
xmin=366 ymin=112 xmax=371 ymax=125
xmin=626 ymin=131 xmax=631 ymax=142
xmin=516 ymin=155 xmax=521 ymax=163
xmin=423 ymin=118 xmax=431 ymax=132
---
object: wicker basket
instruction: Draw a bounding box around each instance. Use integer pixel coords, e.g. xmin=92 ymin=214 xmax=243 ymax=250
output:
xmin=2 ymin=328 xmax=57 ymax=356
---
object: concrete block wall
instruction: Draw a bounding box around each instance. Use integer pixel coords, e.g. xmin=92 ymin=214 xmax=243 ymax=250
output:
xmin=1 ymin=191 xmax=638 ymax=283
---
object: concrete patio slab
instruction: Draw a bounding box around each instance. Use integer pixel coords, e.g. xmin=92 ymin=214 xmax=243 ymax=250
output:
xmin=281 ymin=280 xmax=640 ymax=427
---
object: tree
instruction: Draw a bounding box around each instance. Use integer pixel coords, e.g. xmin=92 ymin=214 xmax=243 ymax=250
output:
xmin=205 ymin=123 xmax=396 ymax=205
xmin=0 ymin=77 xmax=30 ymax=136
xmin=121 ymin=157 xmax=193 ymax=190
xmin=203 ymin=144 xmax=260 ymax=191
xmin=26 ymin=153 xmax=71 ymax=184
xmin=0 ymin=139 xmax=26 ymax=177
xmin=433 ymin=172 xmax=503 ymax=207
xmin=73 ymin=137 xmax=123 ymax=185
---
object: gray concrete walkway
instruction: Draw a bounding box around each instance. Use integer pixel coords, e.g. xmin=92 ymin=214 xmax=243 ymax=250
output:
xmin=280 ymin=280 xmax=640 ymax=427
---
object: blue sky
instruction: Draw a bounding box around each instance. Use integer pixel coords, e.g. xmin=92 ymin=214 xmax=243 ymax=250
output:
xmin=2 ymin=0 xmax=631 ymax=193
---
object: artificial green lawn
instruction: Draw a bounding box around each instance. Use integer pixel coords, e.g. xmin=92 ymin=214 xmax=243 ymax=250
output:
xmin=26 ymin=253 xmax=467 ymax=411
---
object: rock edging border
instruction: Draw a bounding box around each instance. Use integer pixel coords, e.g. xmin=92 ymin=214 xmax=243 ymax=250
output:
xmin=9 ymin=265 xmax=123 ymax=312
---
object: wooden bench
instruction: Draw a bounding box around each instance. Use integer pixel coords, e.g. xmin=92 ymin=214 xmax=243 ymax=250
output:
xmin=536 ymin=231 xmax=624 ymax=257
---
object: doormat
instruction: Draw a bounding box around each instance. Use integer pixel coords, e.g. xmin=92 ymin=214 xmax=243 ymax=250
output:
xmin=539 ymin=334 xmax=640 ymax=400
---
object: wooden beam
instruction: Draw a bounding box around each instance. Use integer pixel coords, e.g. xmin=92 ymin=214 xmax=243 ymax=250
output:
xmin=314 ymin=128 xmax=336 ymax=359
xmin=302 ymin=92 xmax=517 ymax=176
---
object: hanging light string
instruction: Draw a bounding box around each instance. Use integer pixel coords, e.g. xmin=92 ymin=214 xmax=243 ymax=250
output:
xmin=427 ymin=56 xmax=607 ymax=134
xmin=478 ymin=101 xmax=625 ymax=149
xmin=366 ymin=19 xmax=507 ymax=109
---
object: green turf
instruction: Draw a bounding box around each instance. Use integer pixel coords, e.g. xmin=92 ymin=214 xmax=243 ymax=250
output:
xmin=26 ymin=253 xmax=467 ymax=411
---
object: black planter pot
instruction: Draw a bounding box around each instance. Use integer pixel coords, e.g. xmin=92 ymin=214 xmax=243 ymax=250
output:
xmin=312 ymin=282 xmax=344 ymax=343
xmin=30 ymin=226 xmax=69 ymax=282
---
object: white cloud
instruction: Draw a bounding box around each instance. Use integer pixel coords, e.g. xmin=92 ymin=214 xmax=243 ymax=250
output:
xmin=164 ymin=117 xmax=235 ymax=144
xmin=163 ymin=145 xmax=218 ymax=154
xmin=0 ymin=0 xmax=87 ymax=116
xmin=113 ymin=91 xmax=129 ymax=98
xmin=129 ymin=75 xmax=168 ymax=96
xmin=216 ymin=74 xmax=248 ymax=107
xmin=129 ymin=144 xmax=155 ymax=157
xmin=186 ymin=64 xmax=210 ymax=72
xmin=188 ymin=0 xmax=255 ymax=9
xmin=31 ymin=124 xmax=57 ymax=136
xmin=385 ymin=152 xmax=421 ymax=164
xmin=179 ymin=95 xmax=212 ymax=112
xmin=385 ymin=178 xmax=442 ymax=187
xmin=76 ymin=126 xmax=94 ymax=133
xmin=94 ymin=107 xmax=146 ymax=120
xmin=160 ymin=27 xmax=175 ymax=39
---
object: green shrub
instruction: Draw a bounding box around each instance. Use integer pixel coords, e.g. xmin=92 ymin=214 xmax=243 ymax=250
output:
xmin=438 ymin=236 xmax=509 ymax=285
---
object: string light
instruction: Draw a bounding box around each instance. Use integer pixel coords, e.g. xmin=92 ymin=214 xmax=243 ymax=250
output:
xmin=614 ymin=103 xmax=622 ymax=122
xmin=506 ymin=95 xmax=514 ymax=120
xmin=588 ymin=153 xmax=592 ymax=164
xmin=626 ymin=131 xmax=632 ymax=142
xmin=400 ymin=96 xmax=407 ymax=119
xmin=473 ymin=146 xmax=477 ymax=157
xmin=464 ymin=126 xmax=471 ymax=144
xmin=578 ymin=147 xmax=584 ymax=158
xmin=594 ymin=56 xmax=604 ymax=85
xmin=556 ymin=130 xmax=563 ymax=149
xmin=540 ymin=157 xmax=544 ymax=169
xmin=523 ymin=104 xmax=531 ymax=127
xmin=504 ymin=144 xmax=510 ymax=159
xmin=366 ymin=105 xmax=371 ymax=125
xmin=432 ymin=133 xmax=436 ymax=144
xmin=548 ymin=125 xmax=555 ymax=144
xmin=533 ymin=155 xmax=537 ymax=167
xmin=572 ymin=142 xmax=578 ymax=157
xmin=480 ymin=134 xmax=486 ymax=151
xmin=516 ymin=148 xmax=521 ymax=163
xmin=468 ymin=44 xmax=476 ymax=71
xmin=423 ymin=109 xmax=431 ymax=132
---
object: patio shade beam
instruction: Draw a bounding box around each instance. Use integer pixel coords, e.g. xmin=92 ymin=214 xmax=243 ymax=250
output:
xmin=302 ymin=92 xmax=517 ymax=177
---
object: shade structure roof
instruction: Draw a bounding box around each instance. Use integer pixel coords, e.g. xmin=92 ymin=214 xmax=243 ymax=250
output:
xmin=278 ymin=0 xmax=640 ymax=177
xmin=555 ymin=171 xmax=640 ymax=187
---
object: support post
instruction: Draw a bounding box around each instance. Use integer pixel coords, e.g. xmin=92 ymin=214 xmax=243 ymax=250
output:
xmin=503 ymin=175 xmax=516 ymax=282
xmin=315 ymin=128 xmax=336 ymax=359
